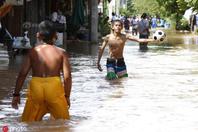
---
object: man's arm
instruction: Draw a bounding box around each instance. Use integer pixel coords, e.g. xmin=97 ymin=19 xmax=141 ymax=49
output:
xmin=62 ymin=52 xmax=72 ymax=107
xmin=97 ymin=36 xmax=108 ymax=71
xmin=12 ymin=51 xmax=31 ymax=109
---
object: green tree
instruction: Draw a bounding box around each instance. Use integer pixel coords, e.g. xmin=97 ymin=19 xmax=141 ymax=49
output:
xmin=133 ymin=0 xmax=159 ymax=16
xmin=119 ymin=0 xmax=136 ymax=17
xmin=103 ymin=0 xmax=108 ymax=16
xmin=155 ymin=0 xmax=190 ymax=29
xmin=187 ymin=0 xmax=198 ymax=11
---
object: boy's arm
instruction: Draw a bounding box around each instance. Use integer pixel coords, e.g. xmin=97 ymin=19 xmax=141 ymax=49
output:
xmin=97 ymin=36 xmax=108 ymax=71
xmin=0 ymin=3 xmax=12 ymax=17
xmin=12 ymin=51 xmax=31 ymax=109
xmin=62 ymin=52 xmax=72 ymax=107
xmin=126 ymin=34 xmax=154 ymax=43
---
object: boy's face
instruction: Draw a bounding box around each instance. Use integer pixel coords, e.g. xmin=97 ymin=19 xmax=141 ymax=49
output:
xmin=112 ymin=22 xmax=123 ymax=33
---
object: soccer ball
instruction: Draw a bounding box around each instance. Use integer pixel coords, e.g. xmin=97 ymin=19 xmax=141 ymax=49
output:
xmin=153 ymin=30 xmax=166 ymax=41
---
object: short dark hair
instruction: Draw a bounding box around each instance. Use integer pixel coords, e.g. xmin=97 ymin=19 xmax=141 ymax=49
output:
xmin=141 ymin=13 xmax=147 ymax=19
xmin=38 ymin=20 xmax=56 ymax=43
xmin=112 ymin=19 xmax=123 ymax=26
xmin=0 ymin=0 xmax=5 ymax=6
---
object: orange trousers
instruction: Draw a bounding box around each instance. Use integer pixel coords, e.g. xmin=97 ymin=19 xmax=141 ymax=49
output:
xmin=21 ymin=77 xmax=69 ymax=122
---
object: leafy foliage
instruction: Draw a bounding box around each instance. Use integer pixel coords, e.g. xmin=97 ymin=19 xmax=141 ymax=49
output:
xmin=119 ymin=0 xmax=136 ymax=17
xmin=155 ymin=0 xmax=190 ymax=29
xmin=177 ymin=17 xmax=190 ymax=30
xmin=186 ymin=0 xmax=198 ymax=11
xmin=98 ymin=15 xmax=111 ymax=36
xmin=133 ymin=0 xmax=160 ymax=16
xmin=102 ymin=0 xmax=198 ymax=30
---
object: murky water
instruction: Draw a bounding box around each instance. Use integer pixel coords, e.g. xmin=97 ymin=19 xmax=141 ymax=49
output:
xmin=1 ymin=31 xmax=198 ymax=132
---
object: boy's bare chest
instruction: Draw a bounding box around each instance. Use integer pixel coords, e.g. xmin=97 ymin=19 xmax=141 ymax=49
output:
xmin=108 ymin=37 xmax=125 ymax=47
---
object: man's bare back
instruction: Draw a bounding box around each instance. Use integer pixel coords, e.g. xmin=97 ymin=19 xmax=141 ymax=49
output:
xmin=30 ymin=44 xmax=65 ymax=77
xmin=12 ymin=21 xmax=72 ymax=119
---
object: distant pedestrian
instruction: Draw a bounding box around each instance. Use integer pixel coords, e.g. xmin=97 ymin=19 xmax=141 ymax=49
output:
xmin=131 ymin=16 xmax=138 ymax=35
xmin=111 ymin=12 xmax=118 ymax=22
xmin=124 ymin=16 xmax=130 ymax=33
xmin=138 ymin=13 xmax=150 ymax=51
xmin=151 ymin=16 xmax=157 ymax=28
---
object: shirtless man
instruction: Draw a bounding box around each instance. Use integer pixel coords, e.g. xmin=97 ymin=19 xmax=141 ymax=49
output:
xmin=11 ymin=20 xmax=72 ymax=122
xmin=97 ymin=20 xmax=154 ymax=80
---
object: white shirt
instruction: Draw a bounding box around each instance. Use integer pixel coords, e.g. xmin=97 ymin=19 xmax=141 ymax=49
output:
xmin=52 ymin=11 xmax=66 ymax=24
xmin=52 ymin=12 xmax=58 ymax=22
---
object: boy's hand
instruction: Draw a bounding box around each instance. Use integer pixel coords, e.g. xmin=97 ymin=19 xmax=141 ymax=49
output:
xmin=97 ymin=63 xmax=103 ymax=71
xmin=12 ymin=96 xmax=20 ymax=109
xmin=65 ymin=96 xmax=70 ymax=108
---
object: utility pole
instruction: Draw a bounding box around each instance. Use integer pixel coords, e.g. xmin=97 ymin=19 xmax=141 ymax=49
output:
xmin=90 ymin=0 xmax=98 ymax=43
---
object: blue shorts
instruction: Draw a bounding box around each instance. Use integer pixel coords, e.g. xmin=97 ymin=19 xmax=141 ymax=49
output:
xmin=106 ymin=58 xmax=128 ymax=80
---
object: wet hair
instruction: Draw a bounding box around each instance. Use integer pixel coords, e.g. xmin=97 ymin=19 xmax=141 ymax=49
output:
xmin=112 ymin=19 xmax=123 ymax=27
xmin=141 ymin=13 xmax=147 ymax=19
xmin=0 ymin=0 xmax=5 ymax=6
xmin=38 ymin=20 xmax=56 ymax=43
xmin=111 ymin=20 xmax=123 ymax=33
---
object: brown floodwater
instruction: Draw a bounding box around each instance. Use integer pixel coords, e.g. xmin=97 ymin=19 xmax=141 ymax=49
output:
xmin=0 ymin=30 xmax=198 ymax=132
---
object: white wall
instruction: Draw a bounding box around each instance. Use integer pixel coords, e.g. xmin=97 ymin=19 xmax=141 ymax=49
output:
xmin=6 ymin=0 xmax=31 ymax=6
xmin=108 ymin=0 xmax=116 ymax=19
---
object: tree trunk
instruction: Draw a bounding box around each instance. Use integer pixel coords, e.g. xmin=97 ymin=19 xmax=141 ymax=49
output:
xmin=175 ymin=13 xmax=180 ymax=30
xmin=90 ymin=0 xmax=98 ymax=43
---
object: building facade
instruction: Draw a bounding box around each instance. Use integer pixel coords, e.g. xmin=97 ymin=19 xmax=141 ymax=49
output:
xmin=2 ymin=0 xmax=98 ymax=46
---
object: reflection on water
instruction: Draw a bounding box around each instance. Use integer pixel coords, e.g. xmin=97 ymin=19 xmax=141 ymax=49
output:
xmin=1 ymin=31 xmax=198 ymax=132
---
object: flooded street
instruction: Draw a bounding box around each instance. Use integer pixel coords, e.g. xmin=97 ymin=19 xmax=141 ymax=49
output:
xmin=1 ymin=31 xmax=198 ymax=132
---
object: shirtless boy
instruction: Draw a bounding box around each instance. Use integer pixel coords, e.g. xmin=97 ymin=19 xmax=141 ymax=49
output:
xmin=11 ymin=20 xmax=72 ymax=122
xmin=97 ymin=20 xmax=154 ymax=80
